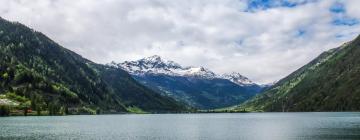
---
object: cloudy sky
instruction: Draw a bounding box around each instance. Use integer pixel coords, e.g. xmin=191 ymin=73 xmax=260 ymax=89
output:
xmin=1 ymin=0 xmax=360 ymax=84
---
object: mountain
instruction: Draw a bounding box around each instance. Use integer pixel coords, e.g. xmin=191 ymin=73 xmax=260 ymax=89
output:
xmin=234 ymin=35 xmax=360 ymax=112
xmin=112 ymin=55 xmax=257 ymax=85
xmin=110 ymin=55 xmax=263 ymax=109
xmin=221 ymin=72 xmax=255 ymax=86
xmin=114 ymin=55 xmax=218 ymax=79
xmin=0 ymin=17 xmax=186 ymax=115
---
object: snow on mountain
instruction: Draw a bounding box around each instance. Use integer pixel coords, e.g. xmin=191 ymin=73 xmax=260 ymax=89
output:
xmin=259 ymin=81 xmax=277 ymax=88
xmin=182 ymin=67 xmax=217 ymax=79
xmin=109 ymin=55 xmax=181 ymax=75
xmin=221 ymin=72 xmax=255 ymax=86
xmin=110 ymin=55 xmax=255 ymax=85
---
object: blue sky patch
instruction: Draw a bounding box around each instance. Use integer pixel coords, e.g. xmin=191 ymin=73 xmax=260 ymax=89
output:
xmin=330 ymin=2 xmax=345 ymax=13
xmin=296 ymin=29 xmax=306 ymax=37
xmin=332 ymin=17 xmax=359 ymax=26
xmin=329 ymin=2 xmax=359 ymax=26
xmin=245 ymin=0 xmax=316 ymax=12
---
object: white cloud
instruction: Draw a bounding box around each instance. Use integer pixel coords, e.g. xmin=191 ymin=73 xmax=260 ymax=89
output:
xmin=0 ymin=0 xmax=360 ymax=84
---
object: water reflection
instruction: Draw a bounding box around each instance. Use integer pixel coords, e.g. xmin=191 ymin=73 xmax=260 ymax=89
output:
xmin=0 ymin=112 xmax=359 ymax=140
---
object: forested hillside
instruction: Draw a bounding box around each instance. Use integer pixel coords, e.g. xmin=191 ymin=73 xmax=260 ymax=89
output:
xmin=0 ymin=17 xmax=186 ymax=116
xmin=235 ymin=35 xmax=360 ymax=112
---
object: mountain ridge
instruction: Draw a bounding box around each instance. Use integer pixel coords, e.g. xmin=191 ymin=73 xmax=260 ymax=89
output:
xmin=110 ymin=56 xmax=263 ymax=109
xmin=233 ymin=36 xmax=360 ymax=112
xmin=0 ymin=17 xmax=187 ymax=115
xmin=110 ymin=55 xmax=257 ymax=86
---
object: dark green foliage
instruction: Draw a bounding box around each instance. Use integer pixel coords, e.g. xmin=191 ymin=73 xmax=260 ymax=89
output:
xmin=0 ymin=105 xmax=10 ymax=116
xmin=0 ymin=17 xmax=186 ymax=114
xmin=99 ymin=67 xmax=187 ymax=112
xmin=238 ymin=35 xmax=360 ymax=112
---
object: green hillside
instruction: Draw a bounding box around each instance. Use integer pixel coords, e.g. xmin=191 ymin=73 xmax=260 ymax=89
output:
xmin=0 ymin=17 xmax=186 ymax=116
xmin=235 ymin=35 xmax=360 ymax=112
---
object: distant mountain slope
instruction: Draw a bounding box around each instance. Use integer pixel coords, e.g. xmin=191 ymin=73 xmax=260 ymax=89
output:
xmin=236 ymin=35 xmax=360 ymax=112
xmin=0 ymin=17 xmax=186 ymax=115
xmin=110 ymin=56 xmax=263 ymax=109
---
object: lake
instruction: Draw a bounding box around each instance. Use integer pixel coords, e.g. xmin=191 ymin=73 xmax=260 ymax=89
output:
xmin=0 ymin=112 xmax=359 ymax=140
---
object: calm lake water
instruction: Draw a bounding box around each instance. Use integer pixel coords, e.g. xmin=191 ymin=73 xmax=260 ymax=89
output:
xmin=0 ymin=113 xmax=360 ymax=140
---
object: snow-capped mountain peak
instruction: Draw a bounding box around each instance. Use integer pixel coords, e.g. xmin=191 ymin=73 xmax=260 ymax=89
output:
xmin=111 ymin=55 xmax=183 ymax=75
xmin=183 ymin=67 xmax=217 ymax=78
xmin=221 ymin=72 xmax=254 ymax=86
xmin=110 ymin=55 xmax=256 ymax=84
xmin=137 ymin=55 xmax=182 ymax=69
xmin=144 ymin=55 xmax=161 ymax=62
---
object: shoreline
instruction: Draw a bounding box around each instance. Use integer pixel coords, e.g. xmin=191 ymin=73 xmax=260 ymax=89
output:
xmin=3 ymin=111 xmax=360 ymax=117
